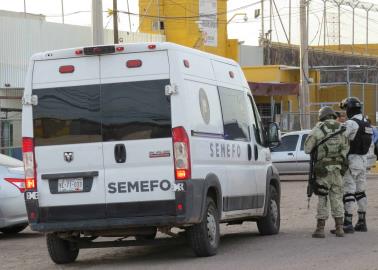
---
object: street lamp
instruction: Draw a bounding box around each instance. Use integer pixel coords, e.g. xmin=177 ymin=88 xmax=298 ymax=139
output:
xmin=227 ymin=13 xmax=248 ymax=24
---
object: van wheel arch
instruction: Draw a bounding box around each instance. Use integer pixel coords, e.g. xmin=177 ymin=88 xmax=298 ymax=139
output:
xmin=203 ymin=173 xmax=222 ymax=219
xmin=263 ymin=166 xmax=281 ymax=217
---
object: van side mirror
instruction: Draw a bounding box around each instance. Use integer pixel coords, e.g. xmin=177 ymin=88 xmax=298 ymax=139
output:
xmin=267 ymin=122 xmax=281 ymax=148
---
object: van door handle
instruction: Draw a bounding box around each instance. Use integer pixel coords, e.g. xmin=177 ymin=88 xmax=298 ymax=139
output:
xmin=254 ymin=145 xmax=258 ymax=161
xmin=288 ymin=152 xmax=294 ymax=156
xmin=114 ymin=144 xmax=126 ymax=163
xmin=248 ymin=144 xmax=252 ymax=161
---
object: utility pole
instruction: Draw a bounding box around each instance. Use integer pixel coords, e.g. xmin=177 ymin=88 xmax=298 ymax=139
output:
xmin=91 ymin=0 xmax=104 ymax=45
xmin=113 ymin=0 xmax=119 ymax=44
xmin=322 ymin=0 xmax=327 ymax=50
xmin=61 ymin=0 xmax=64 ymax=24
xmin=126 ymin=0 xmax=132 ymax=32
xmin=261 ymin=0 xmax=264 ymax=43
xmin=300 ymin=0 xmax=310 ymax=129
xmin=289 ymin=0 xmax=291 ymax=45
xmin=23 ymin=0 xmax=26 ymax=16
xmin=269 ymin=0 xmax=272 ymax=44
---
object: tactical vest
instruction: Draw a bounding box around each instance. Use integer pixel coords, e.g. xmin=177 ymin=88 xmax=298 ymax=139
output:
xmin=349 ymin=118 xmax=373 ymax=155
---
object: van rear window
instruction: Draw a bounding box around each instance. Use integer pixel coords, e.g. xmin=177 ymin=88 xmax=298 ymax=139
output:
xmin=33 ymin=80 xmax=171 ymax=146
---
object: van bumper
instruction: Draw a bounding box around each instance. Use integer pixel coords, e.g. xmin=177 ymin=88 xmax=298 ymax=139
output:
xmin=28 ymin=179 xmax=206 ymax=232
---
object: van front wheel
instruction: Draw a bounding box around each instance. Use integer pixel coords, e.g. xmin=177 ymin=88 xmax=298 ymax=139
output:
xmin=187 ymin=197 xmax=220 ymax=257
xmin=46 ymin=233 xmax=79 ymax=264
xmin=257 ymin=184 xmax=280 ymax=235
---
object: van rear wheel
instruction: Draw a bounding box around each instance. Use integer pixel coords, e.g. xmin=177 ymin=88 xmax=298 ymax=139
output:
xmin=187 ymin=197 xmax=220 ymax=257
xmin=257 ymin=184 xmax=280 ymax=235
xmin=46 ymin=233 xmax=79 ymax=264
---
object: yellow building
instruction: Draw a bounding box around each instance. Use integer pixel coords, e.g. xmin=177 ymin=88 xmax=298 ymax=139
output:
xmin=138 ymin=0 xmax=378 ymax=128
xmin=139 ymin=0 xmax=239 ymax=60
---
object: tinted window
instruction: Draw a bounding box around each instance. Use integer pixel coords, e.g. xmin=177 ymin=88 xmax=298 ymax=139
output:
xmin=218 ymin=87 xmax=250 ymax=141
xmin=33 ymin=80 xmax=171 ymax=146
xmin=271 ymin=135 xmax=299 ymax=152
xmin=300 ymin=134 xmax=308 ymax=151
xmin=102 ymin=80 xmax=171 ymax=141
xmin=33 ymin=85 xmax=101 ymax=146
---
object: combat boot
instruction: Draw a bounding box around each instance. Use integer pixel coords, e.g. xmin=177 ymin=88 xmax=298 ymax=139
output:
xmin=354 ymin=211 xmax=368 ymax=232
xmin=312 ymin=219 xmax=326 ymax=238
xmin=334 ymin=217 xmax=344 ymax=237
xmin=343 ymin=213 xmax=355 ymax=234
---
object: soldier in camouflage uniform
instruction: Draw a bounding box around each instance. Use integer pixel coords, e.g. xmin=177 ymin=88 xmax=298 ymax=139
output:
xmin=304 ymin=107 xmax=349 ymax=238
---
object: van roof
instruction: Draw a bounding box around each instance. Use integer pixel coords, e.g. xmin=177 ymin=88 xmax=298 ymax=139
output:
xmin=30 ymin=42 xmax=238 ymax=66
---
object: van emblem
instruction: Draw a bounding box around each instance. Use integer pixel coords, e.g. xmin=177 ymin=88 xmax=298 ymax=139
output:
xmin=64 ymin=152 xmax=74 ymax=162
xmin=199 ymin=88 xmax=210 ymax=125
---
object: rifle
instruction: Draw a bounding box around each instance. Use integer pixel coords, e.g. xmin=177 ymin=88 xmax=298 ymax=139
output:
xmin=307 ymin=126 xmax=346 ymax=208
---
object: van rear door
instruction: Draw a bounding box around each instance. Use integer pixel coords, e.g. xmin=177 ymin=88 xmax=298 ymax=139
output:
xmin=100 ymin=51 xmax=176 ymax=218
xmin=32 ymin=56 xmax=106 ymax=221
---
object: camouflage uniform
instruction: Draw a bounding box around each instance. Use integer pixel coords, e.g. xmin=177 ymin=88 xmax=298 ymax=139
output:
xmin=305 ymin=120 xmax=349 ymax=221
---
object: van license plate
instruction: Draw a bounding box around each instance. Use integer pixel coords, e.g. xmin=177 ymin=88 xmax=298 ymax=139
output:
xmin=57 ymin=178 xmax=84 ymax=193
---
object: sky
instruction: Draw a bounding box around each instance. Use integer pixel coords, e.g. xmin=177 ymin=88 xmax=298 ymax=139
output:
xmin=1 ymin=0 xmax=378 ymax=46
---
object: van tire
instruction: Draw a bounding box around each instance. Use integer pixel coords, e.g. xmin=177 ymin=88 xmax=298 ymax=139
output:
xmin=257 ymin=184 xmax=280 ymax=235
xmin=46 ymin=234 xmax=79 ymax=264
xmin=0 ymin=224 xmax=27 ymax=234
xmin=187 ymin=197 xmax=220 ymax=257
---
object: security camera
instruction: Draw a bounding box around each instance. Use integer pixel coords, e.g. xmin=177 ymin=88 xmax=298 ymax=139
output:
xmin=243 ymin=15 xmax=248 ymax=22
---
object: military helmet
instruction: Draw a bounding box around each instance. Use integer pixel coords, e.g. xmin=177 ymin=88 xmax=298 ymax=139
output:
xmin=319 ymin=106 xmax=337 ymax=121
xmin=339 ymin=97 xmax=362 ymax=110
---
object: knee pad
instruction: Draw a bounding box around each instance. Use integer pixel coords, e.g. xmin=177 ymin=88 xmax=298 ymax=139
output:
xmin=343 ymin=193 xmax=355 ymax=204
xmin=355 ymin=191 xmax=366 ymax=201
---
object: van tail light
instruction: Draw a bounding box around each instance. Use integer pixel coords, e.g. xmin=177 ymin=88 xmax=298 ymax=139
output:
xmin=4 ymin=178 xmax=26 ymax=193
xmin=22 ymin=137 xmax=37 ymax=191
xmin=172 ymin=127 xmax=191 ymax=180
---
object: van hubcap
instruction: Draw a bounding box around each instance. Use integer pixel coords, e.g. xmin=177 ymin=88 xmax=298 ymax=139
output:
xmin=270 ymin=199 xmax=278 ymax=224
xmin=207 ymin=212 xmax=217 ymax=246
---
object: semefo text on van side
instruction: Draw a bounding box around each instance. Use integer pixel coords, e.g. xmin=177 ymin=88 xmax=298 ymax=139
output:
xmin=108 ymin=180 xmax=171 ymax=194
xmin=210 ymin=142 xmax=241 ymax=158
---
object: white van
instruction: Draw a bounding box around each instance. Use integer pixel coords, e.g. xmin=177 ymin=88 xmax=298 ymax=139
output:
xmin=22 ymin=42 xmax=281 ymax=264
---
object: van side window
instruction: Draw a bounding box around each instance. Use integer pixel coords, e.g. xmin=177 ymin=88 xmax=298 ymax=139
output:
xmin=248 ymin=95 xmax=266 ymax=146
xmin=218 ymin=87 xmax=250 ymax=141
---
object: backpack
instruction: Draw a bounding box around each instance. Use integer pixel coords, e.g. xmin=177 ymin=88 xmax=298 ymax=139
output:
xmin=349 ymin=117 xmax=373 ymax=155
xmin=318 ymin=121 xmax=346 ymax=160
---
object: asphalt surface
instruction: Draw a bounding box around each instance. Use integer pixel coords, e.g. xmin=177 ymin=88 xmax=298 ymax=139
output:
xmin=1 ymin=176 xmax=378 ymax=270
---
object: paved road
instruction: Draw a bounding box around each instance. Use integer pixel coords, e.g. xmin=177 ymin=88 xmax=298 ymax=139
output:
xmin=1 ymin=177 xmax=378 ymax=270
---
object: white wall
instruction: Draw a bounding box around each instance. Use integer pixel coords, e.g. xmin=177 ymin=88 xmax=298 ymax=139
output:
xmin=0 ymin=10 xmax=165 ymax=90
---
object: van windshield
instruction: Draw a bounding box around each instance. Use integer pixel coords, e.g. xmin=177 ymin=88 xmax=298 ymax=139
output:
xmin=33 ymin=79 xmax=171 ymax=146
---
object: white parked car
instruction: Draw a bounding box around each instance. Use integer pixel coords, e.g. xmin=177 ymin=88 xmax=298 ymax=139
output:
xmin=271 ymin=130 xmax=376 ymax=175
xmin=0 ymin=154 xmax=28 ymax=234
xmin=271 ymin=130 xmax=311 ymax=175
xmin=22 ymin=42 xmax=281 ymax=264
